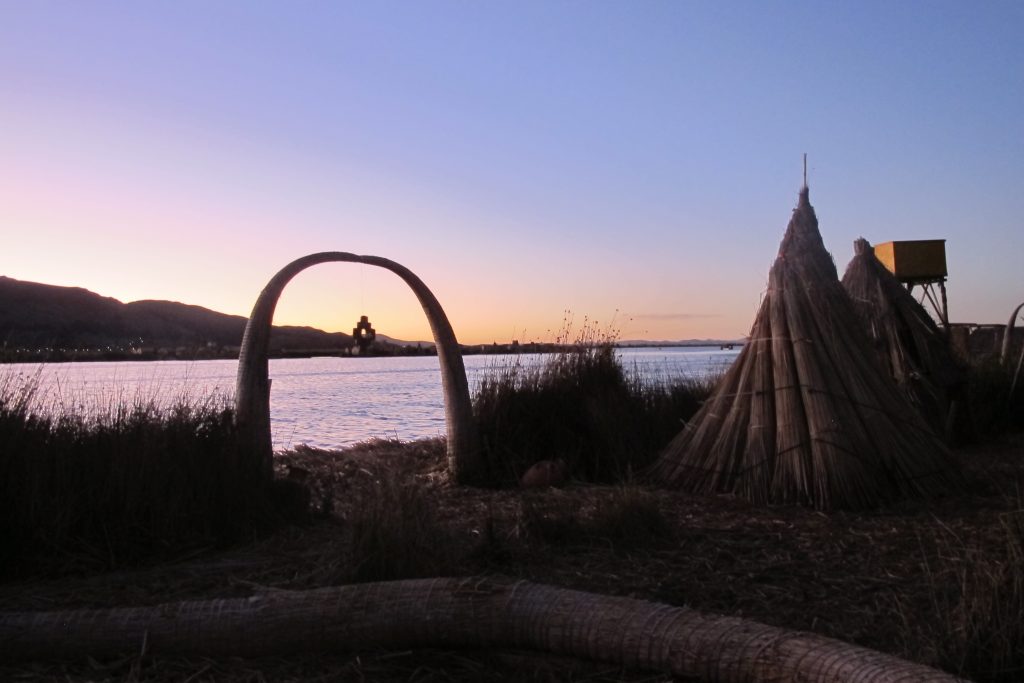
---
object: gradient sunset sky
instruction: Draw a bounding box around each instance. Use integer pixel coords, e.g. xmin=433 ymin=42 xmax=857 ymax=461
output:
xmin=2 ymin=1 xmax=1021 ymax=345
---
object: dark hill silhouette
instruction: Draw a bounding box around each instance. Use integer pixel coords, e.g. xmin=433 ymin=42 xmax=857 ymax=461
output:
xmin=0 ymin=276 xmax=359 ymax=351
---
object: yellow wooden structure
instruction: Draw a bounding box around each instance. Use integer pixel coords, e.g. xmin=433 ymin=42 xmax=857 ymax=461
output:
xmin=872 ymin=240 xmax=949 ymax=327
xmin=873 ymin=240 xmax=947 ymax=280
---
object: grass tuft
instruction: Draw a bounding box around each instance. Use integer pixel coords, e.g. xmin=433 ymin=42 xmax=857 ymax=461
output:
xmin=473 ymin=319 xmax=717 ymax=486
xmin=587 ymin=485 xmax=671 ymax=549
xmin=346 ymin=470 xmax=460 ymax=582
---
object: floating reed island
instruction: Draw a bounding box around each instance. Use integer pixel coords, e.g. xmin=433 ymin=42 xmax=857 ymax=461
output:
xmin=648 ymin=186 xmax=961 ymax=510
xmin=6 ymin=183 xmax=1024 ymax=683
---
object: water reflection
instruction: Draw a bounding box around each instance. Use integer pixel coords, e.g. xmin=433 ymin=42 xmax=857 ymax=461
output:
xmin=17 ymin=347 xmax=738 ymax=449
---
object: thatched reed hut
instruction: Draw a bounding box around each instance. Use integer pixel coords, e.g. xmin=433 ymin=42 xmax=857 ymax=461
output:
xmin=841 ymin=238 xmax=968 ymax=440
xmin=649 ymin=187 xmax=959 ymax=510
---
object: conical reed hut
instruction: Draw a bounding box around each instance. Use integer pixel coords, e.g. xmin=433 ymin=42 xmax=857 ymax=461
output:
xmin=841 ymin=238 xmax=968 ymax=440
xmin=649 ymin=187 xmax=959 ymax=510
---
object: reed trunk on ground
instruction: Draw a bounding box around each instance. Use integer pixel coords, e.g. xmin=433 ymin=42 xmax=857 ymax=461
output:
xmin=0 ymin=577 xmax=968 ymax=682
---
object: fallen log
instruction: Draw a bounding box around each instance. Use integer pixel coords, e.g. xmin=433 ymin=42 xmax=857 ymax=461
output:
xmin=0 ymin=576 xmax=967 ymax=682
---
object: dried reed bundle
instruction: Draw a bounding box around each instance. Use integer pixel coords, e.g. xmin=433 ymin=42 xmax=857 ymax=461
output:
xmin=841 ymin=238 xmax=967 ymax=438
xmin=649 ymin=187 xmax=959 ymax=510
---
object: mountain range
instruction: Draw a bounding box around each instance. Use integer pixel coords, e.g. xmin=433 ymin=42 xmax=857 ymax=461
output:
xmin=0 ymin=276 xmax=742 ymax=357
xmin=0 ymin=276 xmax=390 ymax=352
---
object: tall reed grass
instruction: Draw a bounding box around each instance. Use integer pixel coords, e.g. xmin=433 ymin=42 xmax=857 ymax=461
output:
xmin=967 ymin=358 xmax=1024 ymax=437
xmin=0 ymin=370 xmax=270 ymax=574
xmin=472 ymin=321 xmax=718 ymax=486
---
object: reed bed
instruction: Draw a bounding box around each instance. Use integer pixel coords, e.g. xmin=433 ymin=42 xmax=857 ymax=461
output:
xmin=0 ymin=370 xmax=270 ymax=575
xmin=472 ymin=325 xmax=718 ymax=487
xmin=347 ymin=466 xmax=463 ymax=583
xmin=4 ymin=433 xmax=1023 ymax=682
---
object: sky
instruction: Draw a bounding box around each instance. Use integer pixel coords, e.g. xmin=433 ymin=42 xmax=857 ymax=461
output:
xmin=2 ymin=1 xmax=1021 ymax=345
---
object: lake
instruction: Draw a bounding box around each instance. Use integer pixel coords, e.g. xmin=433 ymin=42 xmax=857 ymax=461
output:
xmin=11 ymin=347 xmax=739 ymax=450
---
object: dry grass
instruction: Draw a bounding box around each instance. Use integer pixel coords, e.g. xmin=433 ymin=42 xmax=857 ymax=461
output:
xmin=1 ymin=433 xmax=1023 ymax=681
xmin=904 ymin=503 xmax=1024 ymax=681
xmin=347 ymin=468 xmax=464 ymax=583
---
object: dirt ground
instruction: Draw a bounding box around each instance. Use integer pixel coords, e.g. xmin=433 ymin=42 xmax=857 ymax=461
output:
xmin=1 ymin=433 xmax=1022 ymax=682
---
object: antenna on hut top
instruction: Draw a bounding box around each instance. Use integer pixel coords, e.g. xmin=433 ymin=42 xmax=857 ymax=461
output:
xmin=803 ymin=153 xmax=808 ymax=188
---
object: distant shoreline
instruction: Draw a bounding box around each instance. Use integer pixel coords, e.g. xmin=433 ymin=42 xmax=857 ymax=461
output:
xmin=0 ymin=341 xmax=745 ymax=365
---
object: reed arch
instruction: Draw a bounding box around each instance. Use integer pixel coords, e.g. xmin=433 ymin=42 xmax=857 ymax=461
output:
xmin=235 ymin=252 xmax=480 ymax=484
xmin=1001 ymin=301 xmax=1024 ymax=365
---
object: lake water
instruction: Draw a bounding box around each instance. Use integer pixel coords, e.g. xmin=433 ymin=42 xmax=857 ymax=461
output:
xmin=10 ymin=347 xmax=739 ymax=450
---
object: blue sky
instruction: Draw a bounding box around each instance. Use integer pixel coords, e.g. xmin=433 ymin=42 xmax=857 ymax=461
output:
xmin=2 ymin=1 xmax=1021 ymax=343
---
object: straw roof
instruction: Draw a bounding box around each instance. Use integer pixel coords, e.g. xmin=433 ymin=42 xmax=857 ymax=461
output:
xmin=841 ymin=238 xmax=966 ymax=437
xmin=649 ymin=187 xmax=959 ymax=510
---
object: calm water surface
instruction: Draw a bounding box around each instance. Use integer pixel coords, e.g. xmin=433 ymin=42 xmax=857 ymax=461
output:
xmin=18 ymin=347 xmax=738 ymax=450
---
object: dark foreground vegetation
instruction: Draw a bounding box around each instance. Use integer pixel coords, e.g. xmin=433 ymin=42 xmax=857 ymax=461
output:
xmin=0 ymin=343 xmax=1022 ymax=682
xmin=473 ymin=336 xmax=717 ymax=484
xmin=0 ymin=374 xmax=276 ymax=573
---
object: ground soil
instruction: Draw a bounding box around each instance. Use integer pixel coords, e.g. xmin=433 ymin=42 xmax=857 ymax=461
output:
xmin=1 ymin=433 xmax=1022 ymax=682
